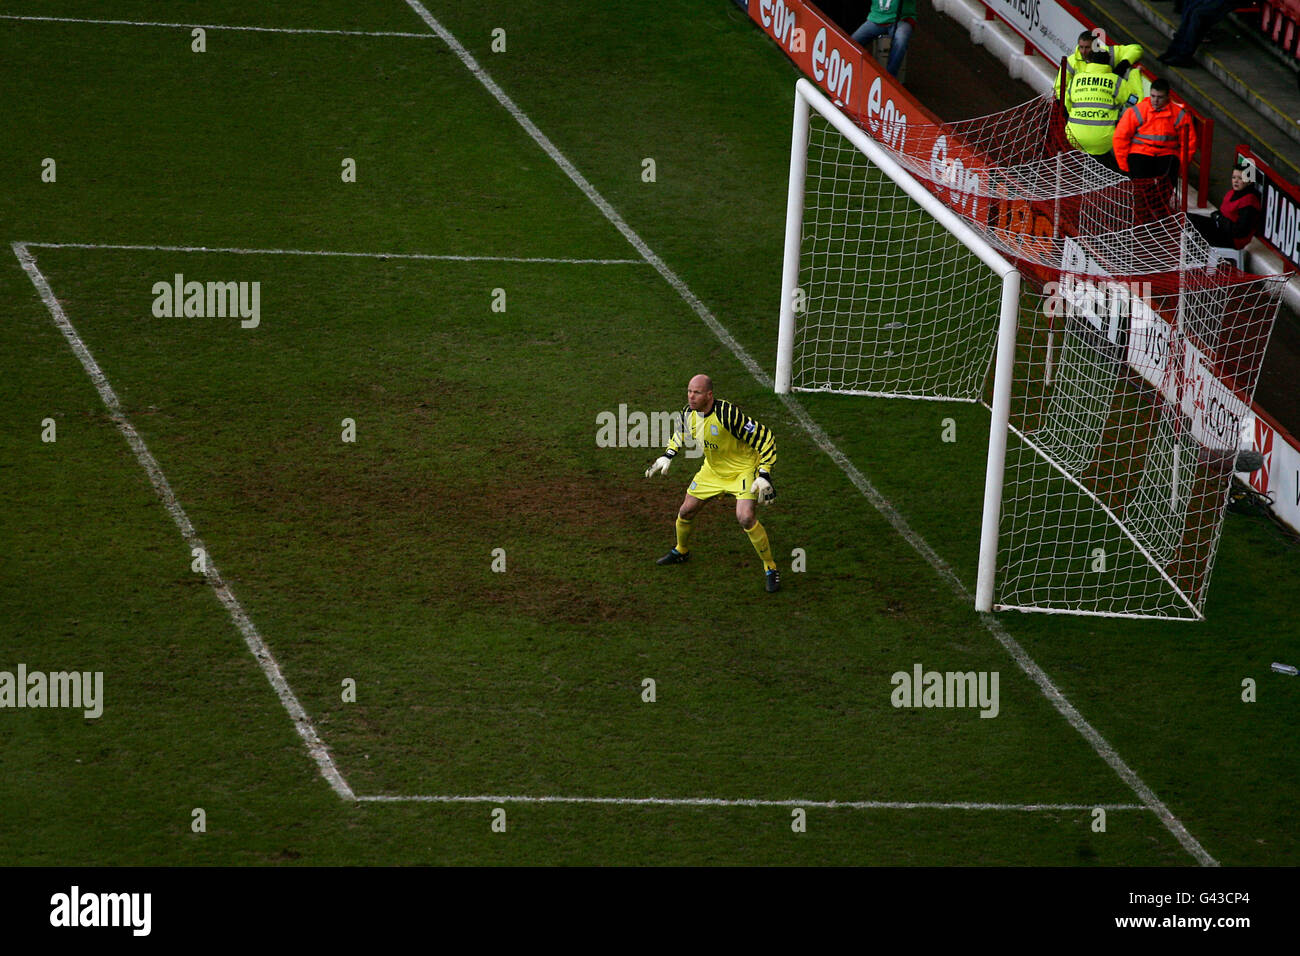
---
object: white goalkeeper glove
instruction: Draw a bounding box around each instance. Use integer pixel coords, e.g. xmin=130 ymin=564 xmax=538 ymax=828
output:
xmin=753 ymin=470 xmax=776 ymax=505
xmin=645 ymin=456 xmax=672 ymax=478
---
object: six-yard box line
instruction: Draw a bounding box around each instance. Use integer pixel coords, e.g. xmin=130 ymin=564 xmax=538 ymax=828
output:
xmin=5 ymin=237 xmax=1158 ymax=825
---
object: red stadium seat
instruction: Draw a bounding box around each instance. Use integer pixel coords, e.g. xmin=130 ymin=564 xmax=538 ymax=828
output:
xmin=1257 ymin=0 xmax=1300 ymax=56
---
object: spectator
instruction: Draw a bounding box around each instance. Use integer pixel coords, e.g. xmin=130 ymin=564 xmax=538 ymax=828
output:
xmin=1158 ymin=0 xmax=1235 ymax=67
xmin=1115 ymin=50 xmax=1146 ymax=119
xmin=852 ymin=0 xmax=917 ymax=79
xmin=1055 ymin=32 xmax=1145 ymax=102
xmin=1056 ymin=31 xmax=1098 ymax=99
xmin=1064 ymin=51 xmax=1125 ymax=171
xmin=1113 ymin=79 xmax=1198 ymax=183
xmin=1189 ymin=164 xmax=1262 ymax=250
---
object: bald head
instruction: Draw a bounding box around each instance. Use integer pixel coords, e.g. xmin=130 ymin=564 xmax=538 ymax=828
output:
xmin=686 ymin=374 xmax=714 ymax=415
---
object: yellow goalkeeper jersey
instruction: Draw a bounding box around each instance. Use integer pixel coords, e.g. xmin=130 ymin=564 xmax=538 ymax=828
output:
xmin=664 ymin=399 xmax=776 ymax=478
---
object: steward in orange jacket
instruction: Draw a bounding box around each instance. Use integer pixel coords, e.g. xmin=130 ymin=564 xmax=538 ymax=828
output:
xmin=1113 ymin=82 xmax=1197 ymax=180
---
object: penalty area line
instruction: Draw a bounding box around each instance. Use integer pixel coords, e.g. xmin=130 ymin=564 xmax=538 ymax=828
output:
xmin=400 ymin=0 xmax=1218 ymax=866
xmin=0 ymin=13 xmax=439 ymax=39
xmin=357 ymin=794 xmax=1148 ymax=811
xmin=21 ymin=241 xmax=646 ymax=266
xmin=11 ymin=241 xmax=355 ymax=803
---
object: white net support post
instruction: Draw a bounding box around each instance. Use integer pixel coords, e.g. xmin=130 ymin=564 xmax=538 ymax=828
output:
xmin=775 ymin=78 xmax=1021 ymax=612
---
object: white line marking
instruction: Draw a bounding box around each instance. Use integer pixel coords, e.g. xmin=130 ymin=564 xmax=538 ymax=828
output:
xmin=0 ymin=13 xmax=437 ymax=39
xmin=358 ymin=794 xmax=1147 ymax=811
xmin=7 ymin=238 xmax=1144 ymax=826
xmin=1005 ymin=422 xmax=1199 ymax=619
xmin=12 ymin=241 xmax=355 ymax=803
xmin=402 ymin=0 xmax=1219 ymax=866
xmin=23 ymin=241 xmax=644 ymax=266
xmin=782 ymin=415 xmax=1217 ymax=868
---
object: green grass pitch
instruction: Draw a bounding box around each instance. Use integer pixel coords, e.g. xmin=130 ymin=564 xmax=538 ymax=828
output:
xmin=0 ymin=0 xmax=1297 ymax=865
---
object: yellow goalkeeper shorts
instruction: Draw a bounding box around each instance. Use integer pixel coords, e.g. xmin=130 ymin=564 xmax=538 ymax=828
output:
xmin=687 ymin=461 xmax=759 ymax=501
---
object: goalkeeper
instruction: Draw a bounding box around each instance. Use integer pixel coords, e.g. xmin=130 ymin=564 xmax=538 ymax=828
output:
xmin=645 ymin=374 xmax=781 ymax=593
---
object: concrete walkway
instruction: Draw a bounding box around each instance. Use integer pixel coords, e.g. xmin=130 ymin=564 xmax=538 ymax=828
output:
xmin=1071 ymin=0 xmax=1300 ymax=192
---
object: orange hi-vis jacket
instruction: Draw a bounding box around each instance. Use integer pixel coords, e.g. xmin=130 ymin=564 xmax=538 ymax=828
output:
xmin=1113 ymin=96 xmax=1198 ymax=173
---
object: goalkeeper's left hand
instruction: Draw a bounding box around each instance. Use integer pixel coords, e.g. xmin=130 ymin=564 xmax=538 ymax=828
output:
xmin=754 ymin=470 xmax=776 ymax=506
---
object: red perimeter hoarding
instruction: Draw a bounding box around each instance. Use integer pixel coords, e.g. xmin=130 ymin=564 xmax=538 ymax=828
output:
xmin=1237 ymin=144 xmax=1300 ymax=274
xmin=749 ymin=0 xmax=1000 ymax=226
xmin=748 ymin=1 xmax=1300 ymax=539
xmin=749 ymin=0 xmax=939 ymax=127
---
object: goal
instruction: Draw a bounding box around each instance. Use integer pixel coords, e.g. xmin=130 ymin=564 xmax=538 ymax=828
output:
xmin=775 ymin=79 xmax=1284 ymax=620
xmin=775 ymin=78 xmax=1019 ymax=614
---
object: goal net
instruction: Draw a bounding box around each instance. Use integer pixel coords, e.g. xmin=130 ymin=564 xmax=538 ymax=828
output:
xmin=776 ymin=86 xmax=1019 ymax=403
xmin=776 ymin=79 xmax=1287 ymax=620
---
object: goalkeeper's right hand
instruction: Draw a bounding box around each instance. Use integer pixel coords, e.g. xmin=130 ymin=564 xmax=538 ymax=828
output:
xmin=645 ymin=456 xmax=672 ymax=478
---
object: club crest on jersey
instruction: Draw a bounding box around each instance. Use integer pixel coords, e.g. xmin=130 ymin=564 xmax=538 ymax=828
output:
xmin=710 ymin=424 xmax=719 ymax=435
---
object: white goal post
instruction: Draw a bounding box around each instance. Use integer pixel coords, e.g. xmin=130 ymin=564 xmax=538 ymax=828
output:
xmin=775 ymin=79 xmax=1286 ymax=622
xmin=775 ymin=78 xmax=1020 ymax=613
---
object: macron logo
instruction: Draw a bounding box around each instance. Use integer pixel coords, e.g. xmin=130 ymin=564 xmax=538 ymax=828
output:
xmin=50 ymin=886 xmax=151 ymax=937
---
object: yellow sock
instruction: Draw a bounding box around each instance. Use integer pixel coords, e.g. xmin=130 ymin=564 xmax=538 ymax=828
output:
xmin=675 ymin=516 xmax=693 ymax=554
xmin=745 ymin=521 xmax=776 ymax=571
